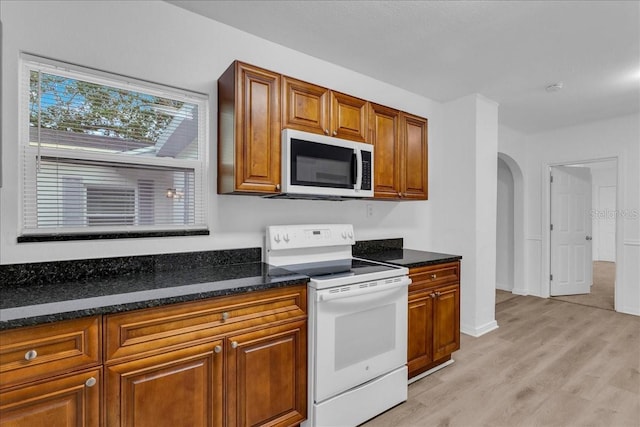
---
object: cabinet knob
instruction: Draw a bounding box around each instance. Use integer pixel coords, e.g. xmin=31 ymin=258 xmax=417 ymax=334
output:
xmin=231 ymin=341 xmax=239 ymax=349
xmin=324 ymin=129 xmax=329 ymax=135
xmin=221 ymin=312 xmax=229 ymax=321
xmin=431 ymin=274 xmax=437 ymax=280
xmin=332 ymin=130 xmax=337 ymax=136
xmin=24 ymin=350 xmax=38 ymax=361
xmin=430 ymin=293 xmax=436 ymax=299
xmin=397 ymin=192 xmax=402 ymax=197
xmin=85 ymin=377 xmax=97 ymax=388
xmin=436 ymin=291 xmax=441 ymax=297
xmin=275 ymin=184 xmax=281 ymax=191
xmin=214 ymin=345 xmax=222 ymax=354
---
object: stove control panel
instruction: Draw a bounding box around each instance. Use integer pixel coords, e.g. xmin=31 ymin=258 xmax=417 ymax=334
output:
xmin=266 ymin=224 xmax=355 ymax=250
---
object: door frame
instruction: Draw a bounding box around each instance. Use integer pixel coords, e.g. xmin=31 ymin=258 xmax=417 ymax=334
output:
xmin=543 ymin=157 xmax=620 ymax=310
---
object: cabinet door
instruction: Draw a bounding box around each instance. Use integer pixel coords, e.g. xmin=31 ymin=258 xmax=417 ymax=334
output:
xmin=282 ymin=77 xmax=329 ymax=136
xmin=407 ymin=291 xmax=433 ymax=378
xmin=400 ymin=113 xmax=428 ymax=200
xmin=0 ymin=368 xmax=101 ymax=427
xmin=105 ymin=341 xmax=223 ymax=427
xmin=226 ymin=320 xmax=306 ymax=427
xmin=369 ymin=103 xmax=401 ymax=198
xmin=330 ymin=91 xmax=368 ymax=142
xmin=218 ymin=62 xmax=281 ymax=194
xmin=432 ymin=284 xmax=460 ymax=361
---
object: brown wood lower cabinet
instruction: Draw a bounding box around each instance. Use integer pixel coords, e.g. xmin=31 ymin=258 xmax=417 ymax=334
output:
xmin=104 ymin=285 xmax=308 ymax=427
xmin=226 ymin=321 xmax=307 ymax=427
xmin=0 ymin=368 xmax=101 ymax=427
xmin=105 ymin=341 xmax=224 ymax=427
xmin=0 ymin=285 xmax=307 ymax=427
xmin=407 ymin=262 xmax=460 ymax=379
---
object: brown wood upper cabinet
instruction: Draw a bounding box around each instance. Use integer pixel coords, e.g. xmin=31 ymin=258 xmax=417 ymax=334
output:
xmin=401 ymin=113 xmax=428 ymax=200
xmin=218 ymin=61 xmax=281 ymax=194
xmin=282 ymin=76 xmax=368 ymax=143
xmin=370 ymin=105 xmax=428 ymax=200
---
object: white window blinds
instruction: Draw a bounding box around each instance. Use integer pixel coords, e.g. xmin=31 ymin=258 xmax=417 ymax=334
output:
xmin=21 ymin=56 xmax=208 ymax=236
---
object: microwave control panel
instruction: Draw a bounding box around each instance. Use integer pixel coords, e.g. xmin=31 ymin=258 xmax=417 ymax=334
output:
xmin=361 ymin=151 xmax=372 ymax=191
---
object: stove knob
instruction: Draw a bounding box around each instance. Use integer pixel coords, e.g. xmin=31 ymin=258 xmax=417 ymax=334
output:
xmin=283 ymin=234 xmax=290 ymax=242
xmin=273 ymin=234 xmax=281 ymax=243
xmin=341 ymin=231 xmax=347 ymax=239
xmin=348 ymin=231 xmax=353 ymax=239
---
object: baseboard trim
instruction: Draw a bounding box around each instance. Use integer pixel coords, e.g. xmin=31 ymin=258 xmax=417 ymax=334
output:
xmin=496 ymin=283 xmax=513 ymax=291
xmin=461 ymin=320 xmax=499 ymax=337
xmin=408 ymin=359 xmax=455 ymax=385
xmin=619 ymin=306 xmax=640 ymax=316
xmin=512 ymin=287 xmax=528 ymax=296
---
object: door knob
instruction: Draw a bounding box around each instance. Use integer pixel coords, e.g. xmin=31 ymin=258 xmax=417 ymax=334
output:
xmin=586 ymin=235 xmax=592 ymax=241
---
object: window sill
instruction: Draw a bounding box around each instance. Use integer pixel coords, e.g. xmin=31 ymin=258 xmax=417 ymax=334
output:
xmin=17 ymin=229 xmax=210 ymax=243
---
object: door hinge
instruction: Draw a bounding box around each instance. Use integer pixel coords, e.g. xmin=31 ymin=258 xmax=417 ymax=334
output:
xmin=550 ymin=175 xmax=554 ymax=183
xmin=550 ymin=274 xmax=553 ymax=281
xmin=550 ymin=224 xmax=554 ymax=231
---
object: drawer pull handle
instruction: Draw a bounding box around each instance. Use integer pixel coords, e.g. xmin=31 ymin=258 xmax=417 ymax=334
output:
xmin=85 ymin=377 xmax=97 ymax=388
xmin=431 ymin=274 xmax=437 ymax=280
xmin=231 ymin=341 xmax=238 ymax=349
xmin=24 ymin=350 xmax=38 ymax=361
xmin=214 ymin=345 xmax=222 ymax=354
xmin=221 ymin=312 xmax=229 ymax=321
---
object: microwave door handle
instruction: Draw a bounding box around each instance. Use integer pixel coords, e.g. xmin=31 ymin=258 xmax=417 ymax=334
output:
xmin=353 ymin=150 xmax=363 ymax=190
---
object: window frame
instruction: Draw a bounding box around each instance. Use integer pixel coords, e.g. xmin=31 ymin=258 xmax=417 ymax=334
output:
xmin=19 ymin=54 xmax=209 ymax=238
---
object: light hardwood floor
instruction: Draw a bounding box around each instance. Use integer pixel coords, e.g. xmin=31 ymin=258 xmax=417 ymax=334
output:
xmin=363 ymin=294 xmax=640 ymax=427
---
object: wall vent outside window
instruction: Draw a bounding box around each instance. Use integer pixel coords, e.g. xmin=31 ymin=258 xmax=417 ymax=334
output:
xmin=20 ymin=55 xmax=208 ymax=238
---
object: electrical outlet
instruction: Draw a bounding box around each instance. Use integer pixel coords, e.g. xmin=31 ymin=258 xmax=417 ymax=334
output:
xmin=366 ymin=204 xmax=374 ymax=218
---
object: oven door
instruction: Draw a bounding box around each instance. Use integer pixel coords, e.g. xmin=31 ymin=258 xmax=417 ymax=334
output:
xmin=312 ymin=277 xmax=409 ymax=403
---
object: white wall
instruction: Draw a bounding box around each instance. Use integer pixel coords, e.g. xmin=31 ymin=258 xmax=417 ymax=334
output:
xmin=439 ymin=94 xmax=499 ymax=336
xmin=0 ymin=0 xmax=444 ymax=264
xmin=500 ymin=114 xmax=640 ymax=316
xmin=496 ymin=157 xmax=514 ymax=290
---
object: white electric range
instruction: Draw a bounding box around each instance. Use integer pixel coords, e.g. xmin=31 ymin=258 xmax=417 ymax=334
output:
xmin=266 ymin=224 xmax=410 ymax=427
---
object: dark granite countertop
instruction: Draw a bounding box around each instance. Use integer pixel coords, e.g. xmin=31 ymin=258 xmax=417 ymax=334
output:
xmin=360 ymin=249 xmax=462 ymax=269
xmin=0 ymin=241 xmax=459 ymax=331
xmin=0 ymin=257 xmax=307 ymax=330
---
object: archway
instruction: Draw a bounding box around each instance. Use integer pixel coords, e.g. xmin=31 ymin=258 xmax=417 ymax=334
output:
xmin=496 ymin=152 xmax=525 ymax=295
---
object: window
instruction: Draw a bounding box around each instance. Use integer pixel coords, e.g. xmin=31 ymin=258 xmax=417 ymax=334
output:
xmin=21 ymin=55 xmax=208 ymax=238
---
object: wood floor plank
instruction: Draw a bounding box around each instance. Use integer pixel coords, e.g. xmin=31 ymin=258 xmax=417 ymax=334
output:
xmin=362 ymin=294 xmax=640 ymax=427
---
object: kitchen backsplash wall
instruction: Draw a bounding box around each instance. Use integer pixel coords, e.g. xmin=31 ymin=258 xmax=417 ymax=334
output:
xmin=0 ymin=1 xmax=440 ymax=265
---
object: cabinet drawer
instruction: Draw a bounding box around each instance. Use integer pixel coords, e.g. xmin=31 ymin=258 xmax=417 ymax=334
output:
xmin=105 ymin=285 xmax=307 ymax=363
xmin=409 ymin=261 xmax=460 ymax=293
xmin=0 ymin=316 xmax=101 ymax=390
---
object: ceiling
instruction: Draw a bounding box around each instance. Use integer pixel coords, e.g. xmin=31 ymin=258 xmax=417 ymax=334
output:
xmin=168 ymin=1 xmax=640 ymax=134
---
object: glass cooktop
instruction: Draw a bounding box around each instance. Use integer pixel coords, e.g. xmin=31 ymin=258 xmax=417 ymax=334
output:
xmin=277 ymin=258 xmax=401 ymax=281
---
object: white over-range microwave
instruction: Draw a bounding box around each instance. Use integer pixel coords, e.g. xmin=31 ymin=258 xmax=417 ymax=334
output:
xmin=268 ymin=129 xmax=374 ymax=200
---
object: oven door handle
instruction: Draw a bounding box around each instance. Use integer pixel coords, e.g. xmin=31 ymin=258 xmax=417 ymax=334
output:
xmin=317 ymin=277 xmax=411 ymax=302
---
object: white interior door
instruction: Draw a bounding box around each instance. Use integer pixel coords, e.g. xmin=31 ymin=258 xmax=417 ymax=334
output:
xmin=596 ymin=186 xmax=616 ymax=262
xmin=550 ymin=166 xmax=593 ymax=296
